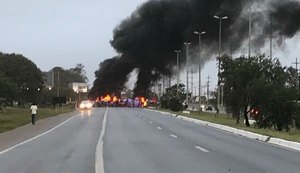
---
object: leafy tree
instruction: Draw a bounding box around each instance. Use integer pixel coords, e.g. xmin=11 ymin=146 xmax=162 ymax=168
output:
xmin=51 ymin=65 xmax=88 ymax=102
xmin=220 ymin=54 xmax=297 ymax=130
xmin=169 ymin=96 xmax=182 ymax=111
xmin=0 ymin=52 xmax=43 ymax=105
xmin=160 ymin=83 xmax=186 ymax=111
xmin=70 ymin=63 xmax=88 ymax=82
xmin=220 ymin=55 xmax=255 ymax=125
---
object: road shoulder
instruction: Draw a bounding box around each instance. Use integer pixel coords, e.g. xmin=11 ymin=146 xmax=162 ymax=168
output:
xmin=0 ymin=110 xmax=79 ymax=151
xmin=145 ymin=108 xmax=300 ymax=152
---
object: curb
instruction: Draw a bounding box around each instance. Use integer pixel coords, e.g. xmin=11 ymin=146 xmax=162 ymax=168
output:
xmin=144 ymin=108 xmax=300 ymax=152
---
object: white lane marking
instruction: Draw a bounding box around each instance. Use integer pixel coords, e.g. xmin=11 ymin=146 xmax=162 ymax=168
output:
xmin=170 ymin=134 xmax=178 ymax=138
xmin=195 ymin=146 xmax=209 ymax=153
xmin=149 ymin=121 xmax=153 ymax=124
xmin=0 ymin=114 xmax=79 ymax=155
xmin=157 ymin=126 xmax=162 ymax=130
xmin=95 ymin=107 xmax=108 ymax=173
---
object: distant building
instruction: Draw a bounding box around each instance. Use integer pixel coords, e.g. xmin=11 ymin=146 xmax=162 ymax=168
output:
xmin=70 ymin=82 xmax=89 ymax=93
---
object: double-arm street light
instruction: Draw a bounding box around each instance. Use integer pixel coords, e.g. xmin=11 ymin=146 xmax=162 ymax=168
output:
xmin=175 ymin=50 xmax=181 ymax=96
xmin=194 ymin=31 xmax=206 ymax=111
xmin=184 ymin=42 xmax=191 ymax=105
xmin=214 ymin=15 xmax=228 ymax=108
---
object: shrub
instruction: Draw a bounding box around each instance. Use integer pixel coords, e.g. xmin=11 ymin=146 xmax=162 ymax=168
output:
xmin=160 ymin=95 xmax=169 ymax=109
xmin=169 ymin=96 xmax=182 ymax=112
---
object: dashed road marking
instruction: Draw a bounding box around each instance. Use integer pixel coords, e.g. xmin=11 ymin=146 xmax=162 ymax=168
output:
xmin=195 ymin=146 xmax=209 ymax=153
xmin=157 ymin=126 xmax=162 ymax=130
xmin=170 ymin=134 xmax=178 ymax=138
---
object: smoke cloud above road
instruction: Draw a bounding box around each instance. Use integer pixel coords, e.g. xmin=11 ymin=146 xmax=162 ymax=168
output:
xmin=90 ymin=0 xmax=300 ymax=98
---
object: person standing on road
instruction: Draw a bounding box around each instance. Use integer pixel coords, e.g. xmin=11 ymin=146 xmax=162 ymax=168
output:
xmin=30 ymin=103 xmax=38 ymax=125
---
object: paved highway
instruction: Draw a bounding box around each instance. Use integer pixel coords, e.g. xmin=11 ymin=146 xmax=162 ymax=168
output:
xmin=0 ymin=109 xmax=104 ymax=173
xmin=104 ymin=108 xmax=300 ymax=173
xmin=1 ymin=107 xmax=300 ymax=173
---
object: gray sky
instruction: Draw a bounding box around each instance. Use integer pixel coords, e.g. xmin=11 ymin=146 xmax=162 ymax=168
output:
xmin=0 ymin=0 xmax=299 ymax=93
xmin=0 ymin=0 xmax=146 ymax=85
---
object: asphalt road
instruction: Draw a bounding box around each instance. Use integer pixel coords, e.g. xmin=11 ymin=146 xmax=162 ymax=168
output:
xmin=1 ymin=107 xmax=300 ymax=173
xmin=104 ymin=108 xmax=300 ymax=173
xmin=0 ymin=108 xmax=104 ymax=173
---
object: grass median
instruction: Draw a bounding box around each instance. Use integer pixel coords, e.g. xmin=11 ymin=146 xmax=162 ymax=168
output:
xmin=0 ymin=106 xmax=75 ymax=133
xmin=156 ymin=108 xmax=300 ymax=143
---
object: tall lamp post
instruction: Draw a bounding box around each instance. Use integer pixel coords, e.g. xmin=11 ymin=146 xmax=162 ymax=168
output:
xmin=175 ymin=50 xmax=181 ymax=96
xmin=184 ymin=42 xmax=191 ymax=105
xmin=57 ymin=70 xmax=60 ymax=97
xmin=214 ymin=15 xmax=228 ymax=108
xmin=194 ymin=31 xmax=206 ymax=111
xmin=249 ymin=0 xmax=252 ymax=58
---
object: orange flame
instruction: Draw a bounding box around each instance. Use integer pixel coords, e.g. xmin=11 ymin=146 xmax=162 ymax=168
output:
xmin=102 ymin=94 xmax=111 ymax=102
xmin=143 ymin=100 xmax=148 ymax=107
xmin=112 ymin=96 xmax=118 ymax=103
xmin=139 ymin=97 xmax=148 ymax=107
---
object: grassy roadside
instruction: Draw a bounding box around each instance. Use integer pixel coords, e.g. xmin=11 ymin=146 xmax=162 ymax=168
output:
xmin=156 ymin=108 xmax=300 ymax=143
xmin=0 ymin=106 xmax=75 ymax=133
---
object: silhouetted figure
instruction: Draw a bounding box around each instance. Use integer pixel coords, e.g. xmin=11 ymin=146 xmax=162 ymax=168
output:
xmin=30 ymin=103 xmax=38 ymax=125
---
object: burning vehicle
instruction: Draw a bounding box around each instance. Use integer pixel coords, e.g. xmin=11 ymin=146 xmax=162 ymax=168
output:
xmin=95 ymin=94 xmax=148 ymax=108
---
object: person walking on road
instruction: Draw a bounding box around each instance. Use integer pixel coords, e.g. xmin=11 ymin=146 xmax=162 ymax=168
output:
xmin=30 ymin=103 xmax=38 ymax=125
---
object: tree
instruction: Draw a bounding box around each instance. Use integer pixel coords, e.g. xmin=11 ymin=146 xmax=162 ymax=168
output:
xmin=0 ymin=52 xmax=43 ymax=105
xmin=51 ymin=65 xmax=88 ymax=102
xmin=70 ymin=63 xmax=88 ymax=82
xmin=220 ymin=55 xmax=255 ymax=125
xmin=220 ymin=54 xmax=297 ymax=130
xmin=160 ymin=83 xmax=186 ymax=111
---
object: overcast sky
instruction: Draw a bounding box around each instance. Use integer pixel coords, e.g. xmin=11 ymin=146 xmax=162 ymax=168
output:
xmin=0 ymin=0 xmax=146 ymax=85
xmin=0 ymin=0 xmax=299 ymax=93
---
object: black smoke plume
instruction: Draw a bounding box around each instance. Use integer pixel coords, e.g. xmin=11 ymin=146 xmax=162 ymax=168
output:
xmin=90 ymin=0 xmax=300 ymax=98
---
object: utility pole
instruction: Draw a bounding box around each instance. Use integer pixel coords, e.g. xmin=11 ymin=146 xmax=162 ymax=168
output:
xmin=221 ymin=85 xmax=224 ymax=106
xmin=194 ymin=30 xmax=206 ymax=110
xmin=230 ymin=43 xmax=233 ymax=58
xmin=249 ymin=0 xmax=252 ymax=58
xmin=292 ymin=58 xmax=300 ymax=89
xmin=162 ymin=76 xmax=165 ymax=95
xmin=57 ymin=70 xmax=60 ymax=97
xmin=51 ymin=69 xmax=54 ymax=88
xmin=207 ymin=75 xmax=210 ymax=104
xmin=214 ymin=15 xmax=228 ymax=110
xmin=270 ymin=14 xmax=273 ymax=59
xmin=168 ymin=75 xmax=171 ymax=89
xmin=191 ymin=68 xmax=194 ymax=99
xmin=175 ymin=50 xmax=181 ymax=96
xmin=184 ymin=42 xmax=191 ymax=105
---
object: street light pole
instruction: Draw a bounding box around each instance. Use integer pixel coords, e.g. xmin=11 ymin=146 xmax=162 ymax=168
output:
xmin=184 ymin=42 xmax=191 ymax=106
xmin=214 ymin=15 xmax=228 ymax=109
xmin=194 ymin=31 xmax=206 ymax=111
xmin=249 ymin=0 xmax=252 ymax=58
xmin=175 ymin=50 xmax=181 ymax=96
xmin=292 ymin=58 xmax=300 ymax=90
xmin=270 ymin=14 xmax=273 ymax=59
xmin=57 ymin=70 xmax=60 ymax=97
